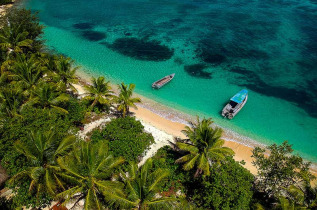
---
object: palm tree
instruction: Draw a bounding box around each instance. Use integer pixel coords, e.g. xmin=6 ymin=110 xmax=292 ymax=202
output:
xmin=25 ymin=83 xmax=70 ymax=114
xmin=39 ymin=52 xmax=58 ymax=72
xmin=175 ymin=117 xmax=234 ymax=177
xmin=56 ymin=141 xmax=125 ymax=210
xmin=52 ymin=56 xmax=79 ymax=93
xmin=9 ymin=129 xmax=76 ymax=197
xmin=0 ymin=25 xmax=33 ymax=55
xmin=0 ymin=87 xmax=24 ymax=118
xmin=84 ymin=76 xmax=113 ymax=110
xmin=116 ymin=82 xmax=141 ymax=117
xmin=107 ymin=159 xmax=180 ymax=209
xmin=9 ymin=55 xmax=44 ymax=96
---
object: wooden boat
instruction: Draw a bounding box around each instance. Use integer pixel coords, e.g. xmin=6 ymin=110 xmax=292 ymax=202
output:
xmin=152 ymin=73 xmax=175 ymax=89
xmin=222 ymin=89 xmax=248 ymax=119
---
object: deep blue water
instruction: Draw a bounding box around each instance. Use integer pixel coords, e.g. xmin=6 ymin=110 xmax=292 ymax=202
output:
xmin=24 ymin=0 xmax=317 ymax=162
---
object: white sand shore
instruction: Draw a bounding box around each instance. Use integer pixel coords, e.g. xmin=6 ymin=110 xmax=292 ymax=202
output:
xmin=73 ymin=79 xmax=317 ymax=177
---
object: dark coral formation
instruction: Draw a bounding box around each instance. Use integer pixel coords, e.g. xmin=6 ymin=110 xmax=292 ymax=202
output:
xmin=81 ymin=31 xmax=106 ymax=41
xmin=73 ymin=22 xmax=95 ymax=30
xmin=184 ymin=64 xmax=212 ymax=79
xmin=231 ymin=66 xmax=317 ymax=118
xmin=198 ymin=47 xmax=226 ymax=65
xmin=107 ymin=38 xmax=174 ymax=61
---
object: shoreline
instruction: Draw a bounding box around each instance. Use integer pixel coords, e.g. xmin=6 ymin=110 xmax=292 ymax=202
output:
xmin=131 ymin=105 xmax=259 ymax=174
xmin=75 ymin=70 xmax=317 ymax=176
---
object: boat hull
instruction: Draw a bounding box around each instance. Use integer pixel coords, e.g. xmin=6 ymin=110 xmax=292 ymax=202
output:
xmin=222 ymin=94 xmax=248 ymax=119
xmin=152 ymin=73 xmax=175 ymax=89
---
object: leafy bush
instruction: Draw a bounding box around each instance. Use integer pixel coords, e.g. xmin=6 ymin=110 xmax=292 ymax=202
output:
xmin=94 ymin=117 xmax=154 ymax=162
xmin=6 ymin=178 xmax=52 ymax=209
xmin=152 ymin=146 xmax=189 ymax=193
xmin=189 ymin=157 xmax=254 ymax=210
xmin=67 ymin=97 xmax=86 ymax=124
xmin=0 ymin=107 xmax=77 ymax=175
xmin=2 ymin=8 xmax=44 ymax=51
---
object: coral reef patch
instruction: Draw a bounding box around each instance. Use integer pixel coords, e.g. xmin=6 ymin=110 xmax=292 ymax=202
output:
xmin=107 ymin=38 xmax=174 ymax=61
xmin=184 ymin=64 xmax=212 ymax=79
xmin=81 ymin=31 xmax=106 ymax=41
xmin=73 ymin=22 xmax=95 ymax=30
xmin=231 ymin=66 xmax=317 ymax=117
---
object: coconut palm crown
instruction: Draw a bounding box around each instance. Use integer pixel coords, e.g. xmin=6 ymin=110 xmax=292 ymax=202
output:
xmin=25 ymin=83 xmax=69 ymax=114
xmin=0 ymin=87 xmax=24 ymax=118
xmin=56 ymin=141 xmax=125 ymax=210
xmin=53 ymin=56 xmax=79 ymax=93
xmin=9 ymin=129 xmax=76 ymax=197
xmin=0 ymin=25 xmax=33 ymax=55
xmin=84 ymin=76 xmax=113 ymax=110
xmin=9 ymin=55 xmax=44 ymax=96
xmin=107 ymin=159 xmax=180 ymax=210
xmin=176 ymin=117 xmax=234 ymax=177
xmin=116 ymin=82 xmax=141 ymax=117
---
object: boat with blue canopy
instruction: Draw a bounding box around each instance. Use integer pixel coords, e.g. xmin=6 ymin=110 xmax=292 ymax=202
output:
xmin=222 ymin=89 xmax=248 ymax=119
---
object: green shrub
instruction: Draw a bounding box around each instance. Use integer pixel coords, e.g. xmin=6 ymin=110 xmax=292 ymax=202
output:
xmin=152 ymin=146 xmax=189 ymax=193
xmin=3 ymin=8 xmax=44 ymax=51
xmin=67 ymin=98 xmax=86 ymax=123
xmin=95 ymin=117 xmax=154 ymax=162
xmin=0 ymin=107 xmax=76 ymax=174
xmin=189 ymin=157 xmax=254 ymax=210
xmin=6 ymin=178 xmax=52 ymax=209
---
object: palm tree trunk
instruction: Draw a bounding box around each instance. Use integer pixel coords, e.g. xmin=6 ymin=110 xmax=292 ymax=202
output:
xmin=194 ymin=168 xmax=202 ymax=178
xmin=126 ymin=105 xmax=129 ymax=117
xmin=90 ymin=98 xmax=98 ymax=109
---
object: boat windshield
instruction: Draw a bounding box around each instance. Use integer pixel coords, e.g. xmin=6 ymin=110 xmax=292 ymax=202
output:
xmin=229 ymin=100 xmax=238 ymax=108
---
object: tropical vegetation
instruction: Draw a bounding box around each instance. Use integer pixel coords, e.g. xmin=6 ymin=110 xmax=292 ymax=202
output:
xmin=84 ymin=76 xmax=113 ymax=111
xmin=116 ymin=82 xmax=141 ymax=117
xmin=56 ymin=141 xmax=125 ymax=209
xmin=116 ymin=159 xmax=181 ymax=209
xmin=0 ymin=6 xmax=316 ymax=210
xmin=91 ymin=116 xmax=154 ymax=162
xmin=175 ymin=117 xmax=234 ymax=177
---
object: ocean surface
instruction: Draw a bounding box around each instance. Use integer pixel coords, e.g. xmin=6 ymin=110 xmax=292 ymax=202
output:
xmin=23 ymin=0 xmax=317 ymax=162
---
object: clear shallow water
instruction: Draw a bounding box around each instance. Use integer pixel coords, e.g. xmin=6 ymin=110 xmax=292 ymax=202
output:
xmin=24 ymin=0 xmax=317 ymax=161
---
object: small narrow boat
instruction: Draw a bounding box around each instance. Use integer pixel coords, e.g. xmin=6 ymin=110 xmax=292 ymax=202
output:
xmin=222 ymin=89 xmax=248 ymax=119
xmin=152 ymin=73 xmax=175 ymax=89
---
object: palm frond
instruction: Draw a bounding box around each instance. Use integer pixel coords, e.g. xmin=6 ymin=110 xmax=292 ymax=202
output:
xmin=148 ymin=168 xmax=170 ymax=192
xmin=54 ymin=135 xmax=76 ymax=157
xmin=176 ymin=142 xmax=198 ymax=154
xmin=145 ymin=197 xmax=179 ymax=210
xmin=183 ymin=154 xmax=200 ymax=171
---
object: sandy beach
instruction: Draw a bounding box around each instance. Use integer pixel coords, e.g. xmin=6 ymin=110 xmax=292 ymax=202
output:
xmin=131 ymin=106 xmax=258 ymax=174
xmin=75 ymin=72 xmax=317 ymax=176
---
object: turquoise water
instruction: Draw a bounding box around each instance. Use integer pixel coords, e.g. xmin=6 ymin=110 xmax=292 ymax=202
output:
xmin=24 ymin=0 xmax=317 ymax=162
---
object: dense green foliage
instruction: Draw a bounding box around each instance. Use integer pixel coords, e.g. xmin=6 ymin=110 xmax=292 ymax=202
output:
xmin=1 ymin=8 xmax=44 ymax=51
xmin=1 ymin=7 xmax=317 ymax=210
xmin=252 ymin=141 xmax=314 ymax=198
xmin=92 ymin=117 xmax=154 ymax=162
xmin=176 ymin=117 xmax=234 ymax=177
xmin=56 ymin=141 xmax=125 ymax=210
xmin=9 ymin=130 xmax=76 ymax=196
xmin=116 ymin=82 xmax=141 ymax=117
xmin=252 ymin=141 xmax=316 ymax=209
xmin=189 ymin=157 xmax=254 ymax=210
xmin=116 ymin=159 xmax=181 ymax=209
xmin=84 ymin=76 xmax=113 ymax=111
xmin=152 ymin=146 xmax=189 ymax=193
